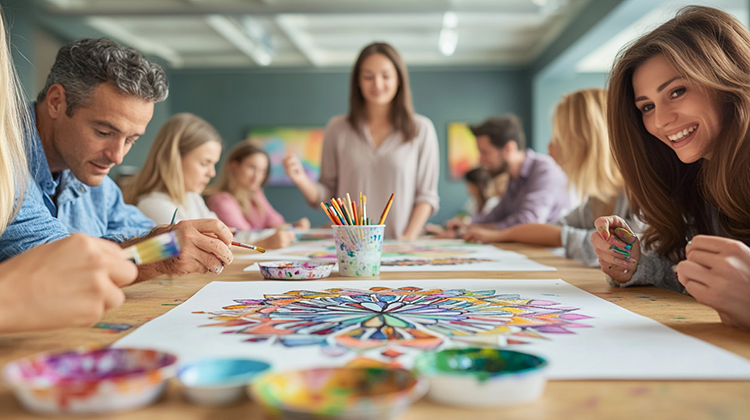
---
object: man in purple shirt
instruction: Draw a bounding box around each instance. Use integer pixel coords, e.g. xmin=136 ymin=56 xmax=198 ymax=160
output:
xmin=446 ymin=114 xmax=571 ymax=237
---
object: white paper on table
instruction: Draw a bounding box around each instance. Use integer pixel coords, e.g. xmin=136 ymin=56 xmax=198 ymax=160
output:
xmin=243 ymin=257 xmax=555 ymax=272
xmin=115 ymin=279 xmax=750 ymax=380
xmin=234 ymin=239 xmax=535 ymax=262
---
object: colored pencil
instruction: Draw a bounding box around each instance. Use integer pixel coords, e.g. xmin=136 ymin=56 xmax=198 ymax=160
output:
xmin=378 ymin=193 xmax=395 ymax=225
xmin=326 ymin=203 xmax=344 ymax=226
xmin=169 ymin=208 xmax=178 ymax=225
xmin=320 ymin=202 xmax=340 ymax=225
xmin=122 ymin=232 xmax=181 ymax=265
xmin=232 ymin=242 xmax=266 ymax=253
xmin=331 ymin=199 xmax=348 ymax=225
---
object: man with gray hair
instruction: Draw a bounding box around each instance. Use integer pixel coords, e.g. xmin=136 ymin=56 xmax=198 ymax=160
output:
xmin=23 ymin=37 xmax=233 ymax=281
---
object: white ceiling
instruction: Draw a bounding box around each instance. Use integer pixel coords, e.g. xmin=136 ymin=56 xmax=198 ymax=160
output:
xmin=38 ymin=0 xmax=592 ymax=69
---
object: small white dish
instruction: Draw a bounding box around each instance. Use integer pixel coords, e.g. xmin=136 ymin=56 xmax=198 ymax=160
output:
xmin=176 ymin=358 xmax=270 ymax=406
xmin=414 ymin=348 xmax=548 ymax=407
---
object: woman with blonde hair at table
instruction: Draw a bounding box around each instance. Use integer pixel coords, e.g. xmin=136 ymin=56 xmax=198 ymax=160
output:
xmin=0 ymin=7 xmax=138 ymax=333
xmin=465 ymin=88 xmax=642 ymax=267
xmin=206 ymin=141 xmax=310 ymax=231
xmin=124 ymin=113 xmax=294 ymax=249
xmin=592 ymin=6 xmax=750 ymax=329
xmin=282 ymin=42 xmax=440 ymax=239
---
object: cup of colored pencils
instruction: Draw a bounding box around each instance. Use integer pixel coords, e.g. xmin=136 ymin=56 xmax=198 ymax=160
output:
xmin=320 ymin=193 xmax=392 ymax=277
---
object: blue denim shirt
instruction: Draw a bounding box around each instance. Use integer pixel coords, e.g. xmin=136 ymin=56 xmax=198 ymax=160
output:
xmin=27 ymin=105 xmax=155 ymax=242
xmin=0 ymin=178 xmax=69 ymax=262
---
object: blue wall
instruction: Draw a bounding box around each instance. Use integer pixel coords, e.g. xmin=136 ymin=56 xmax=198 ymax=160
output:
xmin=168 ymin=68 xmax=531 ymax=226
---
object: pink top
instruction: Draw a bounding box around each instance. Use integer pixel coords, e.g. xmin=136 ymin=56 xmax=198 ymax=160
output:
xmin=206 ymin=191 xmax=285 ymax=230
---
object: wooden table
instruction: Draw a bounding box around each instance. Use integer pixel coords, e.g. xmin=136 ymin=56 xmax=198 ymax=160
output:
xmin=1 ymin=243 xmax=749 ymax=419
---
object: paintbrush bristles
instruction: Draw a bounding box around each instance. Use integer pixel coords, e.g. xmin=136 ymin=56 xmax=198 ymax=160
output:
xmin=122 ymin=232 xmax=181 ymax=265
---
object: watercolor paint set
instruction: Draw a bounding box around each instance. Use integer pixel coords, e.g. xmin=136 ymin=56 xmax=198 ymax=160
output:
xmin=3 ymin=343 xmax=549 ymax=416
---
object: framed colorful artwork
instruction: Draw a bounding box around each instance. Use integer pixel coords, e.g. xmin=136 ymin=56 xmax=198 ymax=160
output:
xmin=247 ymin=127 xmax=324 ymax=186
xmin=447 ymin=122 xmax=479 ymax=180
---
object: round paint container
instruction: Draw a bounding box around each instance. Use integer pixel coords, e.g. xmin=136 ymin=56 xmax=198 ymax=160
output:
xmin=258 ymin=261 xmax=335 ymax=280
xmin=176 ymin=358 xmax=271 ymax=405
xmin=249 ymin=366 xmax=427 ymax=419
xmin=2 ymin=347 xmax=177 ymax=415
xmin=414 ymin=348 xmax=548 ymax=407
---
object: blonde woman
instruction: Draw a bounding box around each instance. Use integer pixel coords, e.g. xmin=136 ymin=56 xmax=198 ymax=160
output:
xmin=124 ymin=113 xmax=294 ymax=249
xmin=206 ymin=141 xmax=309 ymax=231
xmin=465 ymin=88 xmax=642 ymax=267
xmin=0 ymin=7 xmax=138 ymax=332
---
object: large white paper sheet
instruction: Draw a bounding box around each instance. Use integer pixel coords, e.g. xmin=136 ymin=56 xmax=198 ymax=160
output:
xmin=237 ymin=239 xmax=555 ymax=272
xmin=115 ymin=279 xmax=750 ymax=380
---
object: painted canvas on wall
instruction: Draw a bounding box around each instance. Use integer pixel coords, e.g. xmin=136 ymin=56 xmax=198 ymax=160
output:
xmin=115 ymin=279 xmax=750 ymax=380
xmin=247 ymin=127 xmax=324 ymax=186
xmin=447 ymin=122 xmax=479 ymax=180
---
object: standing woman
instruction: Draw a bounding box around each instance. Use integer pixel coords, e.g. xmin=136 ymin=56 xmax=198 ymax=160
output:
xmin=592 ymin=6 xmax=750 ymax=329
xmin=283 ymin=42 xmax=440 ymax=239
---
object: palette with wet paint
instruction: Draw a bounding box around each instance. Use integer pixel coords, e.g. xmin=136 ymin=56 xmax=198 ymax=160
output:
xmin=175 ymin=358 xmax=270 ymax=405
xmin=258 ymin=261 xmax=335 ymax=280
xmin=2 ymin=347 xmax=177 ymax=415
xmin=415 ymin=347 xmax=548 ymax=407
xmin=249 ymin=366 xmax=426 ymax=419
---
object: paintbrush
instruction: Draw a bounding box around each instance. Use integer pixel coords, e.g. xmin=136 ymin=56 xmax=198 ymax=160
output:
xmin=232 ymin=242 xmax=266 ymax=253
xmin=122 ymin=231 xmax=181 ymax=265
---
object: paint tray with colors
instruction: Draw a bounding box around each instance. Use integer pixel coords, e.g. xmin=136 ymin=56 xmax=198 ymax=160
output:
xmin=415 ymin=348 xmax=548 ymax=407
xmin=249 ymin=366 xmax=427 ymax=419
xmin=2 ymin=347 xmax=177 ymax=415
xmin=258 ymin=261 xmax=335 ymax=280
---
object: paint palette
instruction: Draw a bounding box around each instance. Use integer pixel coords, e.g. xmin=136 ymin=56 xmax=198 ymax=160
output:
xmin=249 ymin=366 xmax=427 ymax=419
xmin=258 ymin=261 xmax=335 ymax=280
xmin=414 ymin=348 xmax=548 ymax=407
xmin=2 ymin=347 xmax=177 ymax=415
xmin=176 ymin=358 xmax=270 ymax=405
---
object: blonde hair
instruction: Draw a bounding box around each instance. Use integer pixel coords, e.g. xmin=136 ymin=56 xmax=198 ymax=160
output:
xmin=124 ymin=113 xmax=221 ymax=205
xmin=550 ymin=88 xmax=622 ymax=203
xmin=207 ymin=141 xmax=270 ymax=219
xmin=608 ymin=6 xmax=750 ymax=261
xmin=0 ymin=10 xmax=30 ymax=235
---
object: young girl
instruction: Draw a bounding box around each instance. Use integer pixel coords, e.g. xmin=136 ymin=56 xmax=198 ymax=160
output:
xmin=124 ymin=113 xmax=294 ymax=249
xmin=282 ymin=42 xmax=440 ymax=239
xmin=592 ymin=6 xmax=750 ymax=329
xmin=206 ymin=141 xmax=309 ymax=231
xmin=464 ymin=88 xmax=641 ymax=267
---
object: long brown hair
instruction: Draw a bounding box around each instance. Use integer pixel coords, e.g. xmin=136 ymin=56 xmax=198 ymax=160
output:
xmin=347 ymin=42 xmax=417 ymax=141
xmin=206 ymin=141 xmax=270 ymax=219
xmin=551 ymin=88 xmax=622 ymax=203
xmin=608 ymin=5 xmax=750 ymax=262
xmin=124 ymin=113 xmax=222 ymax=205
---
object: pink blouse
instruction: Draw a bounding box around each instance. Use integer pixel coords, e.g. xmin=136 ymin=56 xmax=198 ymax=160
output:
xmin=206 ymin=191 xmax=285 ymax=230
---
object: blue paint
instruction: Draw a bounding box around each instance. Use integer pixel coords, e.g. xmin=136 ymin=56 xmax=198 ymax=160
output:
xmin=178 ymin=358 xmax=271 ymax=387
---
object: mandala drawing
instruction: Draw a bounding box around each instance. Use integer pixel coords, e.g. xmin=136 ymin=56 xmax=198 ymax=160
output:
xmin=381 ymin=258 xmax=494 ymax=266
xmin=197 ymin=287 xmax=592 ymax=358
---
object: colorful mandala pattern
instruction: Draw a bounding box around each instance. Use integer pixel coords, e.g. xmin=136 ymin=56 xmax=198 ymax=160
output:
xmin=198 ymin=287 xmax=592 ymax=356
xmin=381 ymin=258 xmax=494 ymax=266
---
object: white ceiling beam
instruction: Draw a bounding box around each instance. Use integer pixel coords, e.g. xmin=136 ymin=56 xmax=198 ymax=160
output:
xmin=205 ymin=15 xmax=271 ymax=66
xmin=274 ymin=15 xmax=321 ymax=67
xmin=84 ymin=17 xmax=184 ymax=67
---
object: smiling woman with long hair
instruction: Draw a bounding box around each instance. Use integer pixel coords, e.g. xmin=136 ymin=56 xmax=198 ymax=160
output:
xmin=592 ymin=6 xmax=750 ymax=329
xmin=282 ymin=42 xmax=440 ymax=239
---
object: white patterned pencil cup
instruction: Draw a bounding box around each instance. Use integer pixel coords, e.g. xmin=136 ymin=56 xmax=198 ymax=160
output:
xmin=333 ymin=225 xmax=385 ymax=276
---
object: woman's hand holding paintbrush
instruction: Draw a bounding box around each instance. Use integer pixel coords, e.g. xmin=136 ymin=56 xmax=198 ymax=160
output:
xmin=591 ymin=216 xmax=640 ymax=283
xmin=0 ymin=234 xmax=138 ymax=333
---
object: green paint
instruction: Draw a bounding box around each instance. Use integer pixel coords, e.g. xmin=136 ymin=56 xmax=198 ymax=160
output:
xmin=162 ymin=303 xmax=180 ymax=306
xmin=415 ymin=348 xmax=547 ymax=382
